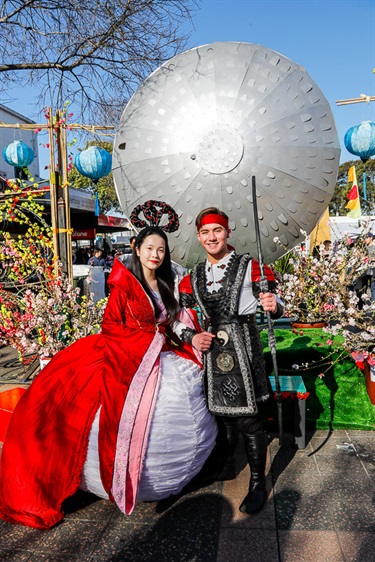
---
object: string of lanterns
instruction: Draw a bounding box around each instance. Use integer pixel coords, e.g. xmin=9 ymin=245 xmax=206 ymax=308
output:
xmin=3 ymin=122 xmax=373 ymax=211
xmin=2 ymin=141 xmax=112 ymax=198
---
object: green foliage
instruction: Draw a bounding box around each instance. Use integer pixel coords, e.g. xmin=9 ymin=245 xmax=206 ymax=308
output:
xmin=68 ymin=140 xmax=120 ymax=214
xmin=273 ymin=252 xmax=294 ymax=276
xmin=330 ymin=159 xmax=375 ymax=216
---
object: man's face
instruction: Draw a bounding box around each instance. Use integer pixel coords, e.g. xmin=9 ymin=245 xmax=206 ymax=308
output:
xmin=197 ymin=223 xmax=230 ymax=261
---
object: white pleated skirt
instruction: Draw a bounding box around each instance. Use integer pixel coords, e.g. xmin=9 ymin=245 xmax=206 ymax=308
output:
xmin=80 ymin=351 xmax=217 ymax=506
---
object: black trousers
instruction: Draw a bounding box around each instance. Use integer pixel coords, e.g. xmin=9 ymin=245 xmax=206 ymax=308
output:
xmin=192 ymin=413 xmax=266 ymax=483
xmin=219 ymin=413 xmax=265 ymax=436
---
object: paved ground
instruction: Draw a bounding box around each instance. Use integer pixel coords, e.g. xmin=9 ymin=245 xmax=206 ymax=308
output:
xmin=1 ymin=347 xmax=375 ymax=561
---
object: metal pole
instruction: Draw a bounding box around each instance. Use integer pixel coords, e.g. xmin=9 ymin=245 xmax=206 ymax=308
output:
xmin=251 ymin=175 xmax=283 ymax=445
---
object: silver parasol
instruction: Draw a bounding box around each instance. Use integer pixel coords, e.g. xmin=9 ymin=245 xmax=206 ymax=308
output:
xmin=112 ymin=42 xmax=341 ymax=267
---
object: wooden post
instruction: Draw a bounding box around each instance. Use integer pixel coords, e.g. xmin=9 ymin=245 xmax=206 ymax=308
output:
xmin=59 ymin=113 xmax=73 ymax=282
xmin=47 ymin=108 xmax=60 ymax=276
xmin=54 ymin=110 xmax=73 ymax=280
xmin=54 ymin=109 xmax=68 ymax=277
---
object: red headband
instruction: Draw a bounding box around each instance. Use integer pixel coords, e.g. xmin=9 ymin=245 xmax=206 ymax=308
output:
xmin=198 ymin=214 xmax=229 ymax=230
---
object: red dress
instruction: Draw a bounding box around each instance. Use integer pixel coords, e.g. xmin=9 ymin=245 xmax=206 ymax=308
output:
xmin=0 ymin=260 xmax=208 ymax=529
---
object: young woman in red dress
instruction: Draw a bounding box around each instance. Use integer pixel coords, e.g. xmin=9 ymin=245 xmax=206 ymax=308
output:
xmin=0 ymin=219 xmax=217 ymax=529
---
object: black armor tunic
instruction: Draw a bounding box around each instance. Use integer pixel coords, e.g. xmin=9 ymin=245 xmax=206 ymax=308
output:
xmin=188 ymin=253 xmax=271 ymax=416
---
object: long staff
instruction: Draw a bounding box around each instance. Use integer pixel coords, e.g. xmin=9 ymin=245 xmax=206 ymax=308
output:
xmin=252 ymin=176 xmax=283 ymax=445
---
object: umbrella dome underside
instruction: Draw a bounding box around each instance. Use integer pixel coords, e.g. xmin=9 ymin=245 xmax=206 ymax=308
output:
xmin=113 ymin=42 xmax=340 ymax=266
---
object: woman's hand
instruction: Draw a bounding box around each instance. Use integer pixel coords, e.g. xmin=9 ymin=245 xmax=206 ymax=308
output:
xmin=259 ymin=292 xmax=278 ymax=314
xmin=192 ymin=332 xmax=216 ymax=352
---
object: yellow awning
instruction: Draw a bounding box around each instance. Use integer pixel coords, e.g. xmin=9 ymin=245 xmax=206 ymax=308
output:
xmin=309 ymin=207 xmax=331 ymax=252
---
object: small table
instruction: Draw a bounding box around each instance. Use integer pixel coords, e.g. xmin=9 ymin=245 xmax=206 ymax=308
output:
xmin=269 ymin=375 xmax=307 ymax=449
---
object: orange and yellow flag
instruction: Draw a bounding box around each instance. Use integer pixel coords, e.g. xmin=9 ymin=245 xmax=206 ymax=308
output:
xmin=346 ymin=166 xmax=361 ymax=218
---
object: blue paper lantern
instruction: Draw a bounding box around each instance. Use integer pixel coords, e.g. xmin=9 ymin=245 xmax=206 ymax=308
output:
xmin=344 ymin=121 xmax=375 ymax=163
xmin=2 ymin=140 xmax=34 ymax=169
xmin=74 ymin=146 xmax=112 ymax=182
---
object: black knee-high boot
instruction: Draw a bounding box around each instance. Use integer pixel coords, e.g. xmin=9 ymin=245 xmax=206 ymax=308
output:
xmin=239 ymin=431 xmax=268 ymax=514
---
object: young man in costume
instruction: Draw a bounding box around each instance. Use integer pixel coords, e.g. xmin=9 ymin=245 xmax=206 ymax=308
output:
xmin=179 ymin=207 xmax=283 ymax=514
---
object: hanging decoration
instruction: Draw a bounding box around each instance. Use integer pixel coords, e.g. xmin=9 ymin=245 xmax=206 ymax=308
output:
xmin=74 ymin=146 xmax=112 ymax=182
xmin=344 ymin=121 xmax=375 ymax=208
xmin=2 ymin=140 xmax=35 ymax=177
xmin=74 ymin=146 xmax=112 ymax=218
xmin=344 ymin=121 xmax=375 ymax=163
xmin=94 ymin=192 xmax=101 ymax=217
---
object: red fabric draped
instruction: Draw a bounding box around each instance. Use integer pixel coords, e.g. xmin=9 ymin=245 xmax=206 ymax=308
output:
xmin=0 ymin=336 xmax=105 ymax=529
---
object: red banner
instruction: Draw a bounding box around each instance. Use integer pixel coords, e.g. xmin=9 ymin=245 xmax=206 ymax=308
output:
xmin=97 ymin=214 xmax=129 ymax=228
xmin=72 ymin=228 xmax=96 ymax=240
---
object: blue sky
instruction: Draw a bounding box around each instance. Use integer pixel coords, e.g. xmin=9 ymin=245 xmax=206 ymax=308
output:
xmin=3 ymin=0 xmax=375 ymax=173
xmin=187 ymin=0 xmax=375 ymax=165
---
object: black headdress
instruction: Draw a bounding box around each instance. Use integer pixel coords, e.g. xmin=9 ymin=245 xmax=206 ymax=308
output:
xmin=129 ymin=200 xmax=179 ymax=233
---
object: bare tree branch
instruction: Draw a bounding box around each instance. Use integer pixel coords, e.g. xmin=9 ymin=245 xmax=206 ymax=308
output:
xmin=0 ymin=0 xmax=199 ymax=121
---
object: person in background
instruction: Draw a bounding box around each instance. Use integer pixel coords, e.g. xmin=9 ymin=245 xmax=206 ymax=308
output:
xmin=105 ymin=252 xmax=114 ymax=270
xmin=129 ymin=236 xmax=137 ymax=250
xmin=179 ymin=207 xmax=283 ymax=515
xmin=88 ymin=247 xmax=105 ymax=267
xmin=75 ymin=247 xmax=90 ymax=265
xmin=312 ymin=239 xmax=332 ymax=260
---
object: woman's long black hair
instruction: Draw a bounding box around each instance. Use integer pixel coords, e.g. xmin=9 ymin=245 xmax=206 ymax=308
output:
xmin=128 ymin=226 xmax=179 ymax=320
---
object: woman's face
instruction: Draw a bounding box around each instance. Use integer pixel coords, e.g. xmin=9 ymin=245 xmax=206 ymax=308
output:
xmin=136 ymin=234 xmax=166 ymax=273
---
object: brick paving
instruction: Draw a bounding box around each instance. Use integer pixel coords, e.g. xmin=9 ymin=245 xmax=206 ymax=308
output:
xmin=1 ymin=347 xmax=375 ymax=561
